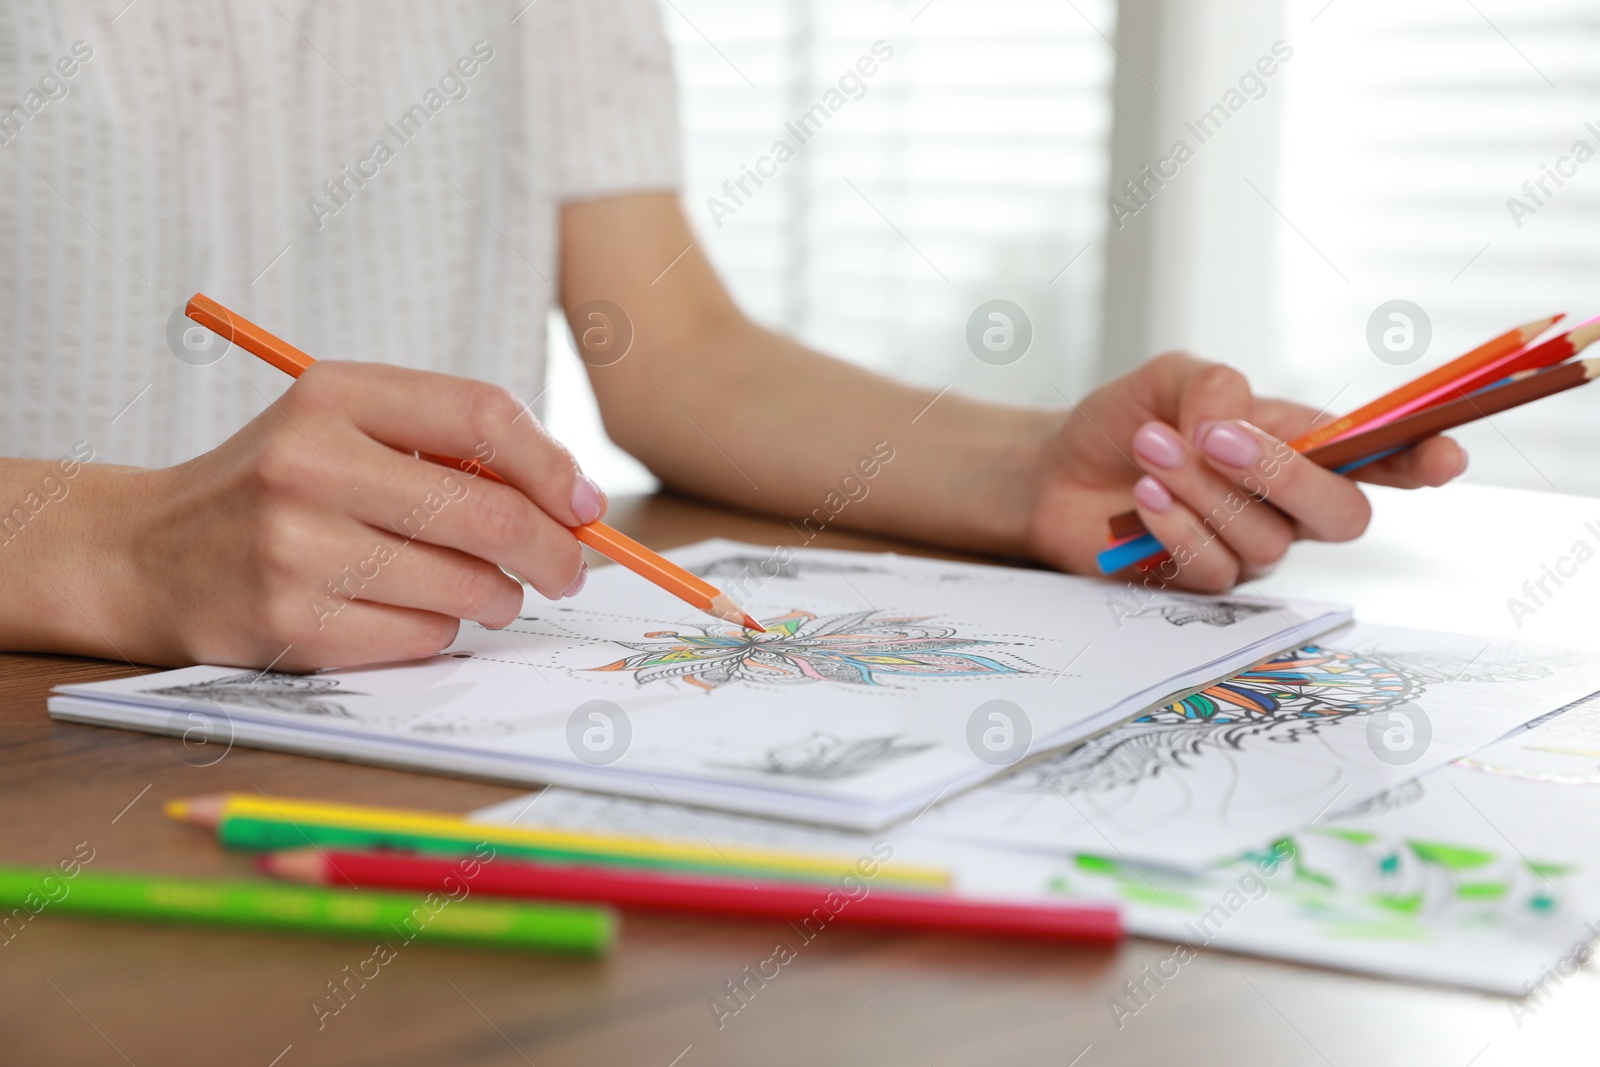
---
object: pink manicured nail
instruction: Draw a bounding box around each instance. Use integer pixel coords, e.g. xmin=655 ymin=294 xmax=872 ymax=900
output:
xmin=570 ymin=474 xmax=605 ymax=525
xmin=1201 ymin=421 xmax=1261 ymax=467
xmin=561 ymin=561 xmax=588 ymax=599
xmin=1133 ymin=476 xmax=1173 ymax=513
xmin=1133 ymin=423 xmax=1186 ymax=470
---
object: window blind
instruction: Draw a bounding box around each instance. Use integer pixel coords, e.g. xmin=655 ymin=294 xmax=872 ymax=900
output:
xmin=548 ymin=0 xmax=1118 ymax=493
xmin=1273 ymin=0 xmax=1600 ymax=495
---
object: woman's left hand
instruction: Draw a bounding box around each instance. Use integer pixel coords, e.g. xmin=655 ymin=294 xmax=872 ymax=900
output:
xmin=1024 ymin=352 xmax=1469 ymax=592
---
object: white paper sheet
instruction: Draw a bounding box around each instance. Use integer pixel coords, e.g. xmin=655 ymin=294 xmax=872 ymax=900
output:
xmin=48 ymin=539 xmax=1348 ymax=828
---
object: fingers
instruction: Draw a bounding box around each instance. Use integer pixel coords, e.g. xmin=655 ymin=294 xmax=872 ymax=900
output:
xmin=312 ymin=430 xmax=586 ymax=600
xmin=249 ymin=517 xmax=557 ymax=668
xmin=273 ymin=601 xmax=463 ymax=672
xmin=1191 ymin=420 xmax=1374 ymax=543
xmin=1251 ymin=398 xmax=1470 ymax=489
xmin=1129 ymin=421 xmax=1297 ymax=585
xmin=1130 ymin=477 xmax=1245 ymax=592
xmin=346 ymin=536 xmax=529 ymax=629
xmin=1132 ymin=354 xmax=1255 ymax=442
xmin=1349 ymin=435 xmax=1468 ymax=489
xmin=288 ymin=361 xmax=606 ymax=529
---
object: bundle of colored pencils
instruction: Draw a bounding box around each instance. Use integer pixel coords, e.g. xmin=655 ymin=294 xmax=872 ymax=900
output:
xmin=160 ymin=793 xmax=1123 ymax=947
xmin=1098 ymin=313 xmax=1600 ymax=574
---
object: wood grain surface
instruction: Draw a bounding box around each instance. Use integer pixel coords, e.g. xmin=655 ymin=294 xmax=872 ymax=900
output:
xmin=1 ymin=492 xmax=1592 ymax=1066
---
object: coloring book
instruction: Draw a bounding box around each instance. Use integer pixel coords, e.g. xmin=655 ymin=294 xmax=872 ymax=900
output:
xmin=48 ymin=539 xmax=1347 ymax=828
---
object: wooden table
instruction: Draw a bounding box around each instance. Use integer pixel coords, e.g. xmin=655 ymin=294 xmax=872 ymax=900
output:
xmin=3 ymin=488 xmax=1597 ymax=1066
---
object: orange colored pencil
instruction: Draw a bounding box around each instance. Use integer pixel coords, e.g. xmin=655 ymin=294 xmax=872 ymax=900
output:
xmin=185 ymin=294 xmax=763 ymax=632
xmin=1290 ymin=313 xmax=1562 ymax=450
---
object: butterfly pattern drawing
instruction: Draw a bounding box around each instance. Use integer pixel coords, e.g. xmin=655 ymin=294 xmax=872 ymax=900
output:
xmin=1127 ymin=599 xmax=1277 ymax=627
xmin=590 ymin=609 xmax=1026 ymax=691
xmin=711 ymin=731 xmax=936 ymax=780
xmin=690 ymin=555 xmax=887 ymax=582
xmin=142 ymin=672 xmax=361 ymax=717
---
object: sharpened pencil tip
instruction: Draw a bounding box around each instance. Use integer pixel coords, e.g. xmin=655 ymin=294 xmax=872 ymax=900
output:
xmin=1521 ymin=313 xmax=1565 ymax=339
xmin=164 ymin=793 xmax=229 ymax=828
xmin=706 ymin=594 xmax=763 ymax=632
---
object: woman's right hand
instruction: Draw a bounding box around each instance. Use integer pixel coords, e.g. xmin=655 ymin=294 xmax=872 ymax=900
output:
xmin=20 ymin=362 xmax=605 ymax=670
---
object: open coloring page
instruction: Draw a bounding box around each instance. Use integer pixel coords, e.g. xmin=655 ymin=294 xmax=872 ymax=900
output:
xmin=50 ymin=540 xmax=1347 ymax=828
xmin=917 ymin=622 xmax=1600 ymax=867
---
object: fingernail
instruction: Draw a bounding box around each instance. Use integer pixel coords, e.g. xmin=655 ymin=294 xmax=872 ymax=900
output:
xmin=570 ymin=474 xmax=605 ymax=525
xmin=561 ymin=561 xmax=588 ymax=599
xmin=1133 ymin=476 xmax=1173 ymax=513
xmin=1201 ymin=421 xmax=1261 ymax=467
xmin=1133 ymin=423 xmax=1186 ymax=470
xmin=1455 ymin=445 xmax=1470 ymax=478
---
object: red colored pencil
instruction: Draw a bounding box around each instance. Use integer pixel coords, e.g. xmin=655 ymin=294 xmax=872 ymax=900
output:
xmin=260 ymin=848 xmax=1123 ymax=945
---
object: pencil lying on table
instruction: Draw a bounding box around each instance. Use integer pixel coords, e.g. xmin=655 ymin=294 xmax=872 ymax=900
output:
xmin=165 ymin=793 xmax=950 ymax=890
xmin=261 ymin=848 xmax=1124 ymax=945
xmin=0 ymin=866 xmax=615 ymax=955
xmin=1097 ymin=355 xmax=1600 ymax=573
xmin=184 ymin=293 xmax=763 ymax=633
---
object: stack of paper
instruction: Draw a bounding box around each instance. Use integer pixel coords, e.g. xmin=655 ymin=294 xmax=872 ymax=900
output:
xmin=48 ymin=540 xmax=1349 ymax=828
xmin=470 ymin=627 xmax=1600 ymax=995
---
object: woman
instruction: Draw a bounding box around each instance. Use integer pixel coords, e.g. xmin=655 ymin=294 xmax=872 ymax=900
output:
xmin=0 ymin=1 xmax=1463 ymax=670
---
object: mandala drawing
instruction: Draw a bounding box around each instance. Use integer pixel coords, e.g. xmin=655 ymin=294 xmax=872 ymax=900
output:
xmin=142 ymin=672 xmax=361 ymax=717
xmin=1127 ymin=599 xmax=1276 ymax=627
xmin=590 ymin=609 xmax=1027 ymax=691
xmin=997 ymin=644 xmax=1423 ymax=796
xmin=711 ymin=732 xmax=935 ymax=780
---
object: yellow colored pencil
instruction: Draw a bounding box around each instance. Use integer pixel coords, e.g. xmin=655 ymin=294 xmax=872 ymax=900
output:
xmin=166 ymin=794 xmax=947 ymax=891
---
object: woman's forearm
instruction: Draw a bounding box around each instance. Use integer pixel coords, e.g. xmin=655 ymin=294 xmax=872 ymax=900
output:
xmin=0 ymin=454 xmax=149 ymax=659
xmin=596 ymin=314 xmax=1060 ymax=556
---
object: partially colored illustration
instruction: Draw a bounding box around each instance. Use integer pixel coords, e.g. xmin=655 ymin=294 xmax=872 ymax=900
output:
xmin=999 ymin=643 xmax=1563 ymax=797
xmin=1059 ymin=828 xmax=1570 ymax=941
xmin=591 ymin=609 xmax=1027 ymax=691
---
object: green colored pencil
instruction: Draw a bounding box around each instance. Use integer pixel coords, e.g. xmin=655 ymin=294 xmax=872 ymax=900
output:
xmin=0 ymin=867 xmax=615 ymax=956
xmin=214 ymin=813 xmax=872 ymax=884
xmin=165 ymin=794 xmax=944 ymax=891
